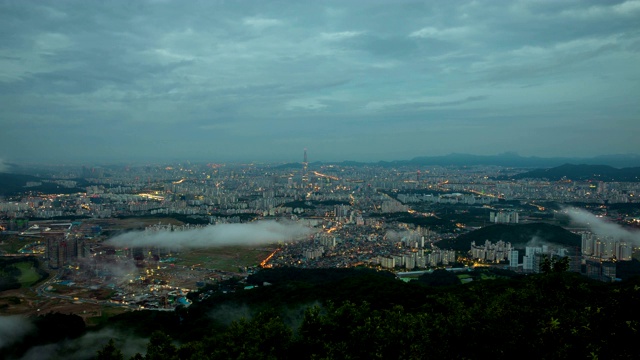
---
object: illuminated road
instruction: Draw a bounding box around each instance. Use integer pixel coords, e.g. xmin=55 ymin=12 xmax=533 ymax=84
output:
xmin=312 ymin=171 xmax=340 ymax=181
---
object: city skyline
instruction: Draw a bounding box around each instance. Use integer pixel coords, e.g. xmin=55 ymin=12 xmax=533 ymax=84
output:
xmin=1 ymin=0 xmax=639 ymax=164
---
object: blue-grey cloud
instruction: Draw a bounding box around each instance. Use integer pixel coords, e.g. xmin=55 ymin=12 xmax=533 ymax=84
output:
xmin=1 ymin=0 xmax=638 ymax=163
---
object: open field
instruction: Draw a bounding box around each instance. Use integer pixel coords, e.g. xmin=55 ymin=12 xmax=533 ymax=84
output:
xmin=175 ymin=246 xmax=275 ymax=272
xmin=0 ymin=286 xmax=131 ymax=323
xmin=16 ymin=262 xmax=40 ymax=287
xmin=479 ymin=273 xmax=497 ymax=280
xmin=0 ymin=288 xmax=66 ymax=316
xmin=86 ymin=306 xmax=130 ymax=327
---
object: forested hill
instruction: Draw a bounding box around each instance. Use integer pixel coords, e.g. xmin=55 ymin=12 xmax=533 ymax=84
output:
xmin=3 ymin=268 xmax=640 ymax=359
xmin=502 ymin=163 xmax=640 ymax=182
xmin=437 ymin=223 xmax=581 ymax=251
xmin=0 ymin=172 xmax=86 ymax=196
xmin=0 ymin=173 xmax=42 ymax=195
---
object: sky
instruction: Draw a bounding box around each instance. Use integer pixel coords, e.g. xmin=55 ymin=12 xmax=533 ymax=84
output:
xmin=1 ymin=0 xmax=639 ymax=164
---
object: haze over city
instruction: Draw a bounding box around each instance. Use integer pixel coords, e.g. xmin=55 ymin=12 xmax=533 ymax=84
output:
xmin=1 ymin=0 xmax=639 ymax=164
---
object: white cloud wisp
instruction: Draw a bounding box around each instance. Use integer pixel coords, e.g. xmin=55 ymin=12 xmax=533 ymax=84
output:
xmin=107 ymin=221 xmax=313 ymax=249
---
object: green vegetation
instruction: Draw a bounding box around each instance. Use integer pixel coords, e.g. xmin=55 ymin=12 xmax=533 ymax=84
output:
xmin=0 ymin=172 xmax=85 ymax=196
xmin=96 ymin=339 xmax=124 ymax=360
xmin=539 ymin=254 xmax=570 ymax=273
xmin=176 ymin=246 xmax=273 ymax=272
xmin=3 ymin=267 xmax=640 ymax=359
xmin=416 ymin=268 xmax=461 ymax=286
xmin=15 ymin=262 xmax=39 ymax=287
xmin=86 ymin=306 xmax=130 ymax=327
xmin=90 ymin=268 xmax=640 ymax=360
xmin=281 ymin=200 xmax=315 ymax=209
xmin=0 ymin=257 xmax=48 ymax=292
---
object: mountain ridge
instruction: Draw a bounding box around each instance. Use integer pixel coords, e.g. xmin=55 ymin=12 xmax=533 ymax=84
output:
xmin=503 ymin=163 xmax=640 ymax=182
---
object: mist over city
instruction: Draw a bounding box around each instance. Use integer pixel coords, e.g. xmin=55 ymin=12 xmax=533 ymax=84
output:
xmin=107 ymin=221 xmax=314 ymax=249
xmin=1 ymin=1 xmax=640 ymax=359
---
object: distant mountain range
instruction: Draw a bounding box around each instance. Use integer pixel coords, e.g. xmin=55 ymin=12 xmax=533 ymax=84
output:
xmin=322 ymin=153 xmax=640 ymax=168
xmin=502 ymin=164 xmax=640 ymax=182
xmin=4 ymin=153 xmax=640 ymax=175
xmin=381 ymin=153 xmax=640 ymax=168
xmin=272 ymin=155 xmax=640 ymax=180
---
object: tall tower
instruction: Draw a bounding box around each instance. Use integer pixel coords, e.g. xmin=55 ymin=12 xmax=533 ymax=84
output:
xmin=302 ymin=148 xmax=309 ymax=182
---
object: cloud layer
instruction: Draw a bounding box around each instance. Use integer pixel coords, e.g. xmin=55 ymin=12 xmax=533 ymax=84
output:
xmin=1 ymin=1 xmax=639 ymax=163
xmin=107 ymin=221 xmax=313 ymax=249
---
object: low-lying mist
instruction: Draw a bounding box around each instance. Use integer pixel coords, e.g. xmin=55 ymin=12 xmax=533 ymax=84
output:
xmin=16 ymin=328 xmax=147 ymax=360
xmin=0 ymin=316 xmax=33 ymax=350
xmin=564 ymin=207 xmax=640 ymax=245
xmin=106 ymin=220 xmax=313 ymax=249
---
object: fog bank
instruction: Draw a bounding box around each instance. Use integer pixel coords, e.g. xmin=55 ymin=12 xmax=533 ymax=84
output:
xmin=107 ymin=220 xmax=313 ymax=249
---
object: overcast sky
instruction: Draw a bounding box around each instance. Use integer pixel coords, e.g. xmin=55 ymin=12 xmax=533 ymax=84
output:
xmin=1 ymin=0 xmax=638 ymax=164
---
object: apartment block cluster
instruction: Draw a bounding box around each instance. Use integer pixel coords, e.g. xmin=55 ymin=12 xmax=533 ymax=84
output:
xmin=581 ymin=233 xmax=633 ymax=261
xmin=39 ymin=223 xmax=89 ymax=269
xmin=397 ymin=192 xmax=497 ymax=205
xmin=3 ymin=161 xmax=639 ymax=279
xmin=489 ymin=211 xmax=519 ymax=224
xmin=520 ymin=246 xmax=577 ymax=273
xmin=2 ymin=160 xmax=638 ymax=227
xmin=469 ymin=240 xmax=514 ymax=263
xmin=468 ymin=180 xmax=638 ymax=204
xmin=303 ymin=247 xmax=325 ymax=260
xmin=465 ymin=231 xmax=632 ymax=281
xmin=371 ymin=249 xmax=457 ymax=270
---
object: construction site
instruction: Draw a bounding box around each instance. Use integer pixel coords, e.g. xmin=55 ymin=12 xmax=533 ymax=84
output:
xmin=0 ymin=218 xmax=273 ymax=320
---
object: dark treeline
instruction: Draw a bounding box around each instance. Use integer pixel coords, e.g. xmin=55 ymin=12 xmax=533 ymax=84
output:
xmin=3 ymin=268 xmax=640 ymax=359
xmin=103 ymin=268 xmax=639 ymax=360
